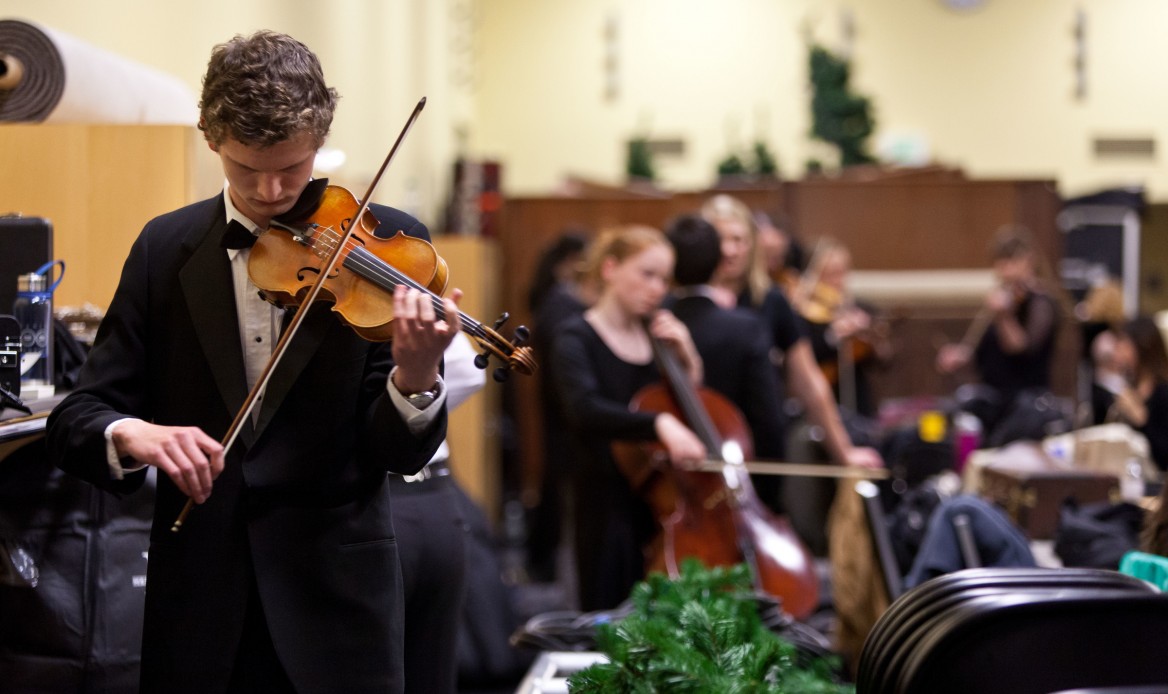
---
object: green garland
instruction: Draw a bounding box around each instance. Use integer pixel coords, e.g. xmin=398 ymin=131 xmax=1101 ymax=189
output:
xmin=568 ymin=560 xmax=854 ymax=693
xmin=809 ymin=45 xmax=876 ymax=167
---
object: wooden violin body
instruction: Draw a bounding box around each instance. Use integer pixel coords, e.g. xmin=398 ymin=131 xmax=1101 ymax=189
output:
xmin=250 ymin=185 xmax=449 ymax=342
xmin=798 ymin=280 xmax=890 ymax=388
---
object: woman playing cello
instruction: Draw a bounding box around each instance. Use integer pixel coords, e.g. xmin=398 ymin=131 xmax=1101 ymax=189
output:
xmin=549 ymin=225 xmax=706 ymax=612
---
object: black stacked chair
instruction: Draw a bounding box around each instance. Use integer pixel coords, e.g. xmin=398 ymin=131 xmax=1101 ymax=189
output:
xmin=857 ymin=567 xmax=1168 ymax=693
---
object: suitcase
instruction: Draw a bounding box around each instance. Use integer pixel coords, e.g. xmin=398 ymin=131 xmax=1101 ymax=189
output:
xmin=980 ymin=465 xmax=1119 ymax=539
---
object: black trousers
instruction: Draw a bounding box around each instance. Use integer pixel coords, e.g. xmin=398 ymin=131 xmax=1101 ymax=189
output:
xmin=226 ymin=561 xmax=295 ymax=693
xmin=391 ymin=470 xmax=468 ymax=694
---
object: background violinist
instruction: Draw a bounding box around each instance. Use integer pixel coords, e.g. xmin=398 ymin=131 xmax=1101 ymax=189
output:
xmin=935 ymin=225 xmax=1061 ymax=446
xmin=47 ymin=31 xmax=458 ymax=694
xmin=795 ymin=238 xmax=892 ymax=420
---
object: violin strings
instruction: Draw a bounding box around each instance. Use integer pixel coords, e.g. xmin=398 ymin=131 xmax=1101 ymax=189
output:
xmin=308 ymin=225 xmax=494 ymax=342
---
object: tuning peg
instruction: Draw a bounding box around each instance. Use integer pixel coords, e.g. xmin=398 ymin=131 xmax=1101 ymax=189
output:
xmin=473 ymin=352 xmax=490 ymax=370
xmin=492 ymin=312 xmax=510 ymax=330
xmin=512 ymin=325 xmax=530 ymax=346
xmin=493 ymin=367 xmax=509 ymax=383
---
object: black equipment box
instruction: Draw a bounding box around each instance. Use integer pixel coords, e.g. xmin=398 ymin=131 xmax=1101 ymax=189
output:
xmin=0 ymin=216 xmax=54 ymax=319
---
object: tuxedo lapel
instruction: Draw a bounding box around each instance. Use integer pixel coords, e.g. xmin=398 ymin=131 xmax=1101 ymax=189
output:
xmin=179 ymin=216 xmax=256 ymax=448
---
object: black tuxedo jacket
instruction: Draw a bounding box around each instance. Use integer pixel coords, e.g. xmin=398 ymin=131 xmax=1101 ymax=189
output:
xmin=46 ymin=193 xmax=445 ymax=693
xmin=669 ymin=294 xmax=786 ymax=459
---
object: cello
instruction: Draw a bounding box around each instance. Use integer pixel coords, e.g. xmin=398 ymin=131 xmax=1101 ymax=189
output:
xmin=613 ymin=321 xmax=821 ymax=620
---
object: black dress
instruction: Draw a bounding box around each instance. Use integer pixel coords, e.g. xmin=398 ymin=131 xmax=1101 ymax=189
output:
xmin=805 ymin=299 xmax=882 ymax=418
xmin=974 ymin=290 xmax=1059 ymax=399
xmin=549 ymin=314 xmax=660 ymax=612
xmin=735 ymin=286 xmax=811 ymax=509
xmin=739 ymin=286 xmax=806 ymax=360
xmin=967 ymin=290 xmax=1060 ymax=442
xmin=1142 ymin=382 xmax=1168 ymax=471
xmin=525 ymin=283 xmax=587 ymax=581
xmin=1093 ymin=380 xmax=1168 ymax=471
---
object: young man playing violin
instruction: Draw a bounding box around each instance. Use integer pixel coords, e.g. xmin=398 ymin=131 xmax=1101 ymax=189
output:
xmin=47 ymin=31 xmax=459 ymax=694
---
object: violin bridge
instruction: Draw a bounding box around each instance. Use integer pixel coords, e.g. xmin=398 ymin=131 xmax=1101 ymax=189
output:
xmin=269 ymin=219 xmax=316 ymax=245
xmin=290 ymin=223 xmax=317 ymax=245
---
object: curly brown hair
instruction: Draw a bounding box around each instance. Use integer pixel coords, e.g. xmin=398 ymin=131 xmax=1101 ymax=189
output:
xmin=198 ymin=31 xmax=339 ymax=148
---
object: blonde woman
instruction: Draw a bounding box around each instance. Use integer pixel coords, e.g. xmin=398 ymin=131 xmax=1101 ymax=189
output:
xmin=701 ymin=194 xmax=883 ymax=472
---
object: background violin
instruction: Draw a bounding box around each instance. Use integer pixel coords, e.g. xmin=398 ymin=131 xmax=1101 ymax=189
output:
xmin=800 ymin=282 xmax=886 ymax=378
xmin=794 ymin=240 xmax=893 ymax=414
xmin=611 ymin=322 xmax=820 ymax=620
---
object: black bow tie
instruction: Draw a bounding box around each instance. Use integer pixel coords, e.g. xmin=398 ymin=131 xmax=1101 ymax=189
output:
xmin=221 ymin=220 xmax=260 ymax=250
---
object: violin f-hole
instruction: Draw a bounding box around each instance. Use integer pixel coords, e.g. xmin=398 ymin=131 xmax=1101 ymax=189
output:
xmin=296 ymin=265 xmax=341 ymax=282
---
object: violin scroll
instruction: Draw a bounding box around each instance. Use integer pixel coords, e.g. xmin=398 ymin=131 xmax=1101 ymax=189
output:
xmin=468 ymin=312 xmax=536 ymax=381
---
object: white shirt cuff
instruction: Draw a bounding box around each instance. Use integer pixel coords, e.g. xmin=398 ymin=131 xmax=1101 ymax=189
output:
xmin=387 ymin=367 xmax=447 ymax=436
xmin=104 ymin=418 xmax=148 ymax=480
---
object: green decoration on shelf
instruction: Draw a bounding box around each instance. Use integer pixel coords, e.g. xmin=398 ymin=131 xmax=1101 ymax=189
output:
xmin=717 ymin=152 xmax=748 ymax=177
xmin=716 ymin=141 xmax=780 ymax=182
xmin=753 ymin=141 xmax=779 ymax=178
xmin=809 ymin=45 xmax=876 ymax=167
xmin=627 ymin=137 xmax=656 ymax=182
xmin=567 ymin=560 xmax=854 ymax=693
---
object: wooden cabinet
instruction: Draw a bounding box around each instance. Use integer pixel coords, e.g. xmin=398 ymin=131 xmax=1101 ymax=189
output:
xmin=0 ymin=124 xmax=215 ymax=311
xmin=432 ymin=235 xmax=504 ymax=519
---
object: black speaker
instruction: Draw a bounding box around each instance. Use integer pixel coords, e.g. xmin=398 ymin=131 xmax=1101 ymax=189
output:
xmin=1057 ymin=188 xmax=1143 ymax=310
xmin=0 ymin=216 xmax=54 ymax=319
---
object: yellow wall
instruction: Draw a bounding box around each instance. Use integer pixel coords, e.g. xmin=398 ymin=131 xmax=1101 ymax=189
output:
xmin=473 ymin=0 xmax=1168 ymax=200
xmin=5 ymin=0 xmax=1168 ymax=206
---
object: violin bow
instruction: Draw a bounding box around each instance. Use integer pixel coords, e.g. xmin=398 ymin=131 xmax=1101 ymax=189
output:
xmin=172 ymin=98 xmax=428 ymax=532
xmin=695 ymin=459 xmax=888 ymax=480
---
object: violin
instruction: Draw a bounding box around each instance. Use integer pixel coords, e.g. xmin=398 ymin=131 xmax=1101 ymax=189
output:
xmin=798 ymin=279 xmax=881 ymax=389
xmin=251 ymin=181 xmax=537 ymax=379
xmin=612 ymin=321 xmax=820 ymax=620
xmin=797 ymin=279 xmax=845 ymax=325
xmin=955 ymin=279 xmax=1028 ymax=355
